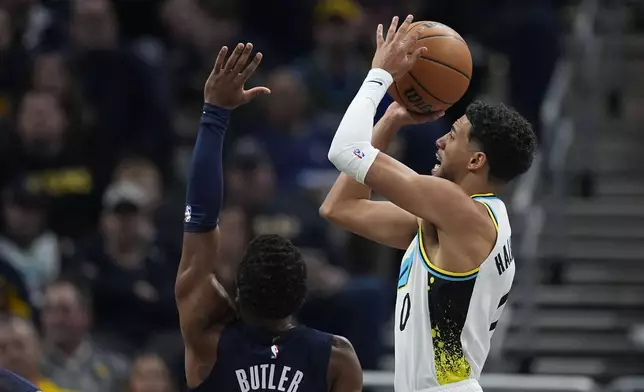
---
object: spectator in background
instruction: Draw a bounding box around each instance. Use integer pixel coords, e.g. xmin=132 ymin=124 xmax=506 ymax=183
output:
xmin=70 ymin=0 xmax=174 ymax=177
xmin=0 ymin=7 xmax=31 ymax=124
xmin=111 ymin=157 xmax=163 ymax=210
xmin=297 ymin=0 xmax=369 ymax=114
xmin=0 ymin=180 xmax=59 ymax=307
xmin=71 ymin=181 xmax=177 ymax=355
xmin=0 ymin=315 xmax=75 ymax=392
xmin=128 ymin=353 xmax=175 ymax=392
xmin=247 ymin=68 xmax=336 ymax=191
xmin=32 ymin=51 xmax=87 ymax=129
xmin=40 ymin=279 xmax=129 ymax=392
xmin=0 ymin=91 xmax=103 ymax=239
xmin=225 ymin=138 xmax=329 ymax=251
xmin=0 ymin=257 xmax=34 ymax=321
xmin=111 ymin=155 xmax=183 ymax=253
xmin=161 ymin=0 xmax=250 ymax=102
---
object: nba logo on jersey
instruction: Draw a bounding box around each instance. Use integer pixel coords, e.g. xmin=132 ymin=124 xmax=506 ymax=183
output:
xmin=184 ymin=205 xmax=191 ymax=223
xmin=270 ymin=344 xmax=279 ymax=359
xmin=353 ymin=148 xmax=365 ymax=159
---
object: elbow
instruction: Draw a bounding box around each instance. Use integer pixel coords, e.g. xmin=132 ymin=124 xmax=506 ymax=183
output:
xmin=319 ymin=202 xmax=334 ymax=221
xmin=327 ymin=144 xmax=341 ymax=168
xmin=319 ymin=198 xmax=344 ymax=224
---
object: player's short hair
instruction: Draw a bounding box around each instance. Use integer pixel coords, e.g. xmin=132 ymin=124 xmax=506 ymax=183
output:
xmin=466 ymin=101 xmax=537 ymax=182
xmin=237 ymin=235 xmax=307 ymax=319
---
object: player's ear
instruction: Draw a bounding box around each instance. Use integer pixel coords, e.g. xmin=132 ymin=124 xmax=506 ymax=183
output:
xmin=467 ymin=152 xmax=486 ymax=171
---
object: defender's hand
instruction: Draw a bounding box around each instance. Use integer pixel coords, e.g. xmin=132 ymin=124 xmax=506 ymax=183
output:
xmin=385 ymin=101 xmax=445 ymax=126
xmin=372 ymin=15 xmax=426 ymax=80
xmin=204 ymin=43 xmax=271 ymax=109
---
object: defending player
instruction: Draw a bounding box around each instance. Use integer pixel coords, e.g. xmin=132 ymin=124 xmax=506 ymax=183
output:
xmin=175 ymin=43 xmax=363 ymax=392
xmin=321 ymin=15 xmax=537 ymax=392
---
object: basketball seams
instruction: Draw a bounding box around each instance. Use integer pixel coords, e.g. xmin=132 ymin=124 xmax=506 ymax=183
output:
xmin=407 ymin=72 xmax=453 ymax=105
xmin=416 ymin=34 xmax=466 ymax=44
xmin=391 ymin=21 xmax=471 ymax=112
xmin=419 ymin=56 xmax=471 ymax=80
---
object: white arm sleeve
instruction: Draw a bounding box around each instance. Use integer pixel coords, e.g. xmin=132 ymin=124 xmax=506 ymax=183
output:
xmin=328 ymin=68 xmax=393 ymax=184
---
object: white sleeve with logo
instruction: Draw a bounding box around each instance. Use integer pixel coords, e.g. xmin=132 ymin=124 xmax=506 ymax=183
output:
xmin=327 ymin=68 xmax=393 ymax=184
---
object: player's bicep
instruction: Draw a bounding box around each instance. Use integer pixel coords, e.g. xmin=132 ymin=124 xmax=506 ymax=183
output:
xmin=365 ymin=153 xmax=482 ymax=230
xmin=320 ymin=199 xmax=417 ymax=249
xmin=328 ymin=336 xmax=363 ymax=392
xmin=176 ymin=229 xmax=234 ymax=350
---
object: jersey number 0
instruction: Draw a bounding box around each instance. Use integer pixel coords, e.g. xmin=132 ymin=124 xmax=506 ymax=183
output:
xmin=399 ymin=293 xmax=411 ymax=331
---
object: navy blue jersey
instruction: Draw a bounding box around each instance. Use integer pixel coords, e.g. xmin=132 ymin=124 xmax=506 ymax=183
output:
xmin=0 ymin=368 xmax=40 ymax=392
xmin=191 ymin=320 xmax=333 ymax=392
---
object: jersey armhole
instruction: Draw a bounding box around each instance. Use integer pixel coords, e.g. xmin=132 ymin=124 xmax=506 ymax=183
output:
xmin=472 ymin=198 xmax=499 ymax=233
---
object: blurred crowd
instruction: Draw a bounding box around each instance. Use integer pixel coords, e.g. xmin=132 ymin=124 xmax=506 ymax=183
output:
xmin=0 ymin=0 xmax=565 ymax=391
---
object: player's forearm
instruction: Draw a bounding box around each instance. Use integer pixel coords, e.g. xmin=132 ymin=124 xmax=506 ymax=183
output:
xmin=327 ymin=69 xmax=392 ymax=183
xmin=322 ymin=112 xmax=403 ymax=213
xmin=179 ymin=104 xmax=229 ymax=274
xmin=184 ymin=104 xmax=229 ymax=231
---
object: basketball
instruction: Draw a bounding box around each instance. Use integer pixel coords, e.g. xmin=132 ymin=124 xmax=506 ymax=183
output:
xmin=388 ymin=21 xmax=473 ymax=113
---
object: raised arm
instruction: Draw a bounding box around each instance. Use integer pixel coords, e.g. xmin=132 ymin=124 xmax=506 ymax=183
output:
xmin=327 ymin=15 xmax=484 ymax=232
xmin=320 ymin=103 xmax=441 ymax=250
xmin=175 ymin=43 xmax=270 ymax=363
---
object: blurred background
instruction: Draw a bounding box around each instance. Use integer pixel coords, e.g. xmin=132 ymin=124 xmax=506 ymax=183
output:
xmin=0 ymin=0 xmax=642 ymax=391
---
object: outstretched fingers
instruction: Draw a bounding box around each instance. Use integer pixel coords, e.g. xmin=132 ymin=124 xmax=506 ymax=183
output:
xmin=239 ymin=52 xmax=263 ymax=82
xmin=213 ymin=46 xmax=228 ymax=75
xmin=386 ymin=16 xmax=399 ymax=43
xmin=395 ymin=14 xmax=414 ymax=43
xmin=233 ymin=43 xmax=254 ymax=75
xmin=223 ymin=43 xmax=245 ymax=73
xmin=376 ymin=24 xmax=385 ymax=48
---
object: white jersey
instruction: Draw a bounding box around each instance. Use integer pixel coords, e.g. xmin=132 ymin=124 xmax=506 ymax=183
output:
xmin=394 ymin=194 xmax=515 ymax=392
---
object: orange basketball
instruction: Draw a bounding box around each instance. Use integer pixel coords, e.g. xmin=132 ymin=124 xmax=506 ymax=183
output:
xmin=388 ymin=21 xmax=473 ymax=113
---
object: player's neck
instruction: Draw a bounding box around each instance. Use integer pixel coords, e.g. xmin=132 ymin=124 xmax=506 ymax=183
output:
xmin=457 ymin=174 xmax=500 ymax=197
xmin=242 ymin=313 xmax=294 ymax=334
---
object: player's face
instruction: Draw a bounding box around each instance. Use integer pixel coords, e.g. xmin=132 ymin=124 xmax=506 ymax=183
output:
xmin=433 ymin=115 xmax=475 ymax=181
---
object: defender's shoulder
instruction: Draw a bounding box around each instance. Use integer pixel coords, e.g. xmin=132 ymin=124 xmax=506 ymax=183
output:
xmin=329 ymin=334 xmax=359 ymax=366
xmin=328 ymin=335 xmax=362 ymax=391
xmin=331 ymin=334 xmax=354 ymax=352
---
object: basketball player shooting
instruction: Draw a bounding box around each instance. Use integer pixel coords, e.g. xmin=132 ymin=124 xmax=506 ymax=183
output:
xmin=321 ymin=15 xmax=537 ymax=392
xmin=176 ymin=43 xmax=363 ymax=392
